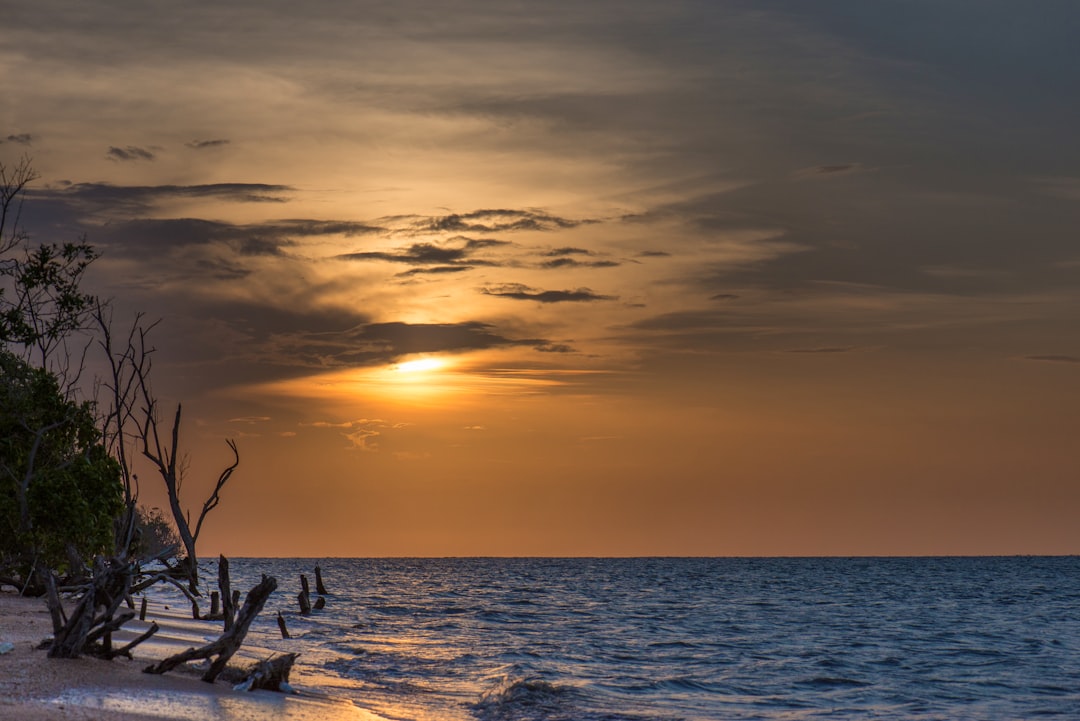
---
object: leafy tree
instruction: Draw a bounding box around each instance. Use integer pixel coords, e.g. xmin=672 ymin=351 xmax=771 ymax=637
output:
xmin=132 ymin=504 xmax=182 ymax=560
xmin=0 ymin=349 xmax=123 ymax=586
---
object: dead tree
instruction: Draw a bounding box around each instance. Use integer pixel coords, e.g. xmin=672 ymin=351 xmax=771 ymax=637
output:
xmin=144 ymin=574 xmax=277 ymax=682
xmin=46 ymin=557 xmax=158 ymax=659
xmin=135 ymin=344 xmax=239 ymax=592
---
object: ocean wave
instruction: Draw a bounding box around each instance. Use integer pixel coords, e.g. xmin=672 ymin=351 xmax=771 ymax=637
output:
xmin=471 ymin=676 xmax=581 ymax=721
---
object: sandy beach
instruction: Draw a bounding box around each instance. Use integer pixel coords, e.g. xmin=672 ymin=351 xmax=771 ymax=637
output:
xmin=0 ymin=591 xmax=384 ymax=721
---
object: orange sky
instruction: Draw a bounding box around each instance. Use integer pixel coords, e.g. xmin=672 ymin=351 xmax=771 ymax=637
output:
xmin=3 ymin=1 xmax=1079 ymax=555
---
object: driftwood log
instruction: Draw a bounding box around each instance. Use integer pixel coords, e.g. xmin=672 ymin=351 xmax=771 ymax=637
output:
xmin=225 ymin=652 xmax=299 ymax=692
xmin=276 ymin=611 xmax=290 ymax=639
xmin=143 ymin=575 xmax=277 ymax=682
xmin=315 ymin=565 xmax=328 ymax=595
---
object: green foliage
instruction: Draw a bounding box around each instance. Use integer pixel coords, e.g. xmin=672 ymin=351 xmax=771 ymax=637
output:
xmin=0 ymin=240 xmax=98 ymax=360
xmin=0 ymin=349 xmax=123 ymax=577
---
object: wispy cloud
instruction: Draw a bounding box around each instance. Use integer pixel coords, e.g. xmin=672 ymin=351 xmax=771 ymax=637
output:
xmin=186 ymin=138 xmax=230 ymax=149
xmin=419 ymin=209 xmax=593 ymax=234
xmin=106 ymin=145 xmax=156 ymax=162
xmin=2 ymin=133 xmax=34 ymax=145
xmin=337 ymin=237 xmax=507 ymax=266
xmin=481 ymin=283 xmax=616 ymax=303
xmin=1024 ymin=354 xmax=1080 ymax=364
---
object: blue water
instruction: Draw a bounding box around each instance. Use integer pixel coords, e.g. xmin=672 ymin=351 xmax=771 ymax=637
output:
xmin=210 ymin=557 xmax=1080 ymax=720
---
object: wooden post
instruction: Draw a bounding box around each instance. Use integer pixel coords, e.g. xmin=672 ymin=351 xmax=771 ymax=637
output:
xmin=219 ymin=555 xmax=234 ymax=632
xmin=139 ymin=597 xmax=148 ymax=621
xmin=315 ymin=566 xmax=328 ymax=595
xmin=232 ymin=589 xmax=240 ymax=609
xmin=298 ymin=574 xmax=311 ymax=615
xmin=276 ymin=611 xmax=291 ymax=639
xmin=313 ymin=596 xmax=326 ymax=610
xmin=210 ymin=591 xmax=220 ymax=618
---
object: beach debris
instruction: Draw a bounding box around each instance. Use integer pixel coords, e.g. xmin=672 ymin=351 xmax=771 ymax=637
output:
xmin=220 ymin=556 xmax=236 ymax=631
xmin=315 ymin=565 xmax=328 ymax=595
xmin=298 ymin=574 xmax=312 ymax=615
xmin=230 ymin=652 xmax=299 ymax=693
xmin=0 ymin=642 xmax=14 ymax=655
xmin=276 ymin=611 xmax=291 ymax=639
xmin=139 ymin=597 xmax=148 ymax=621
xmin=144 ymin=574 xmax=278 ymax=682
xmin=313 ymin=596 xmax=326 ymax=610
xmin=47 ymin=556 xmax=159 ymax=660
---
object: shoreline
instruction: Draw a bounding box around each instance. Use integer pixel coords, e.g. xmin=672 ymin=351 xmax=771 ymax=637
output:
xmin=0 ymin=591 xmax=384 ymax=721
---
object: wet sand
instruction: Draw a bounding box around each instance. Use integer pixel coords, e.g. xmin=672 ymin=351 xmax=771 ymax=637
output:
xmin=0 ymin=591 xmax=383 ymax=721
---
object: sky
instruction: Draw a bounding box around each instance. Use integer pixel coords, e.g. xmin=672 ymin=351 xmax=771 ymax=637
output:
xmin=3 ymin=1 xmax=1079 ymax=556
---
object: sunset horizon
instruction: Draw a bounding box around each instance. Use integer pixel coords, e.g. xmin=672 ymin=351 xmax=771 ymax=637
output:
xmin=4 ymin=1 xmax=1079 ymax=559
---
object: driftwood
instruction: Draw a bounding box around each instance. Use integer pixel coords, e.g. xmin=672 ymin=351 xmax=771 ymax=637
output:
xmin=219 ymin=556 xmax=235 ymax=631
xmin=315 ymin=565 xmax=328 ymax=595
xmin=143 ymin=575 xmax=277 ymax=682
xmin=298 ymin=573 xmax=315 ymax=615
xmin=131 ymin=572 xmax=201 ymax=619
xmin=313 ymin=596 xmax=325 ymax=611
xmin=224 ymin=652 xmax=299 ymax=693
xmin=48 ymin=557 xmax=146 ymax=659
xmin=105 ymin=622 xmax=159 ymax=660
xmin=276 ymin=611 xmax=290 ymax=639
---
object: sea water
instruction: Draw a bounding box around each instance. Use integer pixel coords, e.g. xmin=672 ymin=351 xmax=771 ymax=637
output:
xmin=198 ymin=557 xmax=1080 ymax=720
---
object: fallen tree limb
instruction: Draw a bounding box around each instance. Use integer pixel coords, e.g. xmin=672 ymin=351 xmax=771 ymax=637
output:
xmin=228 ymin=653 xmax=299 ymax=692
xmin=143 ymin=575 xmax=277 ymax=682
xmin=105 ymin=621 xmax=159 ymax=660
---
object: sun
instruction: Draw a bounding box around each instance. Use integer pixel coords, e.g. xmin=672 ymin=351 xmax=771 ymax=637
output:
xmin=395 ymin=358 xmax=446 ymax=374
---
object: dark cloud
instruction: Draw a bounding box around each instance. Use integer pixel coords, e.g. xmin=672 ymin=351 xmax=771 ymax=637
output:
xmin=1024 ymin=355 xmax=1080 ymax=364
xmin=2 ymin=133 xmax=34 ymax=145
xmin=544 ymin=247 xmax=593 ymax=257
xmin=396 ymin=266 xmax=473 ymax=277
xmin=186 ymin=139 xmax=230 ymax=149
xmin=34 ymin=182 xmax=294 ymax=217
xmin=274 ymin=321 xmax=549 ymax=368
xmin=710 ymin=293 xmax=740 ymax=300
xmin=536 ymin=343 xmax=576 ymax=353
xmin=540 ymin=257 xmax=620 ymax=269
xmin=785 ymin=346 xmax=857 ymax=354
xmin=337 ymin=237 xmax=507 ymax=266
xmin=106 ymin=145 xmax=156 ymax=162
xmin=84 ymin=217 xmax=381 ymax=260
xmin=638 ymin=250 xmax=671 ymax=258
xmin=421 ymin=209 xmax=591 ymax=234
xmin=481 ymin=283 xmax=616 ymax=303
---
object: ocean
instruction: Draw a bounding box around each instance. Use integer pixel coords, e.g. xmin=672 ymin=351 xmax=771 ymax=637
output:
xmin=197 ymin=557 xmax=1080 ymax=720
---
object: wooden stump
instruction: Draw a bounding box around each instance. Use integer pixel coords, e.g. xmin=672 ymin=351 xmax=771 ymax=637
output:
xmin=298 ymin=591 xmax=311 ymax=616
xmin=219 ymin=556 xmax=235 ymax=631
xmin=313 ymin=596 xmax=326 ymax=611
xmin=315 ymin=566 xmax=328 ymax=595
xmin=276 ymin=611 xmax=291 ymax=639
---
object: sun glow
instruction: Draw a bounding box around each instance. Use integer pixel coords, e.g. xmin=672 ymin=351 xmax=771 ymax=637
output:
xmin=395 ymin=358 xmax=446 ymax=374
